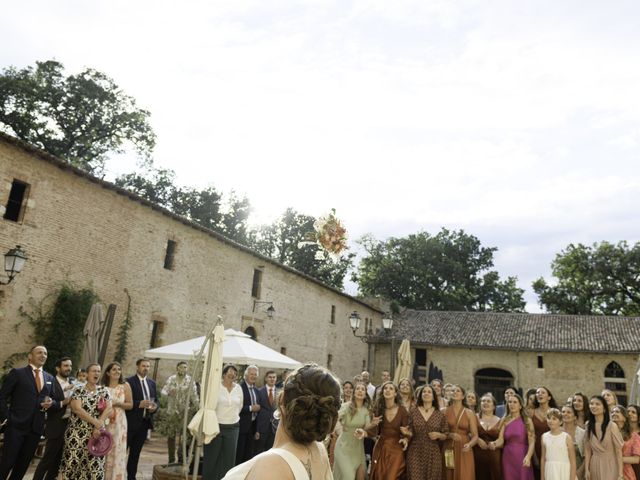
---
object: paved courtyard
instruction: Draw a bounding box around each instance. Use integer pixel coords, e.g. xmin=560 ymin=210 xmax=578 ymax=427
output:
xmin=25 ymin=432 xmax=170 ymax=480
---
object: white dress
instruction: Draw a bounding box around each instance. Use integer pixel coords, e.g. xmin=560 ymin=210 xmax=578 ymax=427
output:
xmin=543 ymin=431 xmax=571 ymax=480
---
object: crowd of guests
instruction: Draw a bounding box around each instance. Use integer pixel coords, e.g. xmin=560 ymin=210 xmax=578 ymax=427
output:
xmin=4 ymin=347 xmax=640 ymax=480
xmin=327 ymin=372 xmax=640 ymax=480
xmin=0 ymin=345 xmax=162 ymax=480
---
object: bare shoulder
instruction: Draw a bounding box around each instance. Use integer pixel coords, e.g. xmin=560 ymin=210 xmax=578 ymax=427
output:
xmin=245 ymin=453 xmax=294 ymax=480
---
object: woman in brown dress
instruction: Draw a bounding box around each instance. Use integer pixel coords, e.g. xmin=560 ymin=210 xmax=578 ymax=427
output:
xmin=573 ymin=392 xmax=590 ymax=429
xmin=406 ymin=385 xmax=448 ymax=480
xmin=475 ymin=393 xmax=502 ymax=480
xmin=444 ymin=384 xmax=478 ymax=480
xmin=431 ymin=379 xmax=447 ymax=410
xmin=398 ymin=378 xmax=415 ymax=411
xmin=531 ymin=386 xmax=558 ymax=480
xmin=356 ymin=381 xmax=409 ymax=480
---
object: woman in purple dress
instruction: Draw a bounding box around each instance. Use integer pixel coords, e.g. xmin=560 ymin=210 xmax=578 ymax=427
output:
xmin=490 ymin=394 xmax=535 ymax=480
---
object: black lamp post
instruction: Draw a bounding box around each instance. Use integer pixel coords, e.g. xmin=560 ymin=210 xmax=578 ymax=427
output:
xmin=253 ymin=300 xmax=275 ymax=319
xmin=350 ymin=310 xmax=395 ymax=373
xmin=1 ymin=245 xmax=27 ymax=285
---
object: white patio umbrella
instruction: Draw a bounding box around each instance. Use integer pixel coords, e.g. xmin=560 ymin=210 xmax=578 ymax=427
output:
xmin=145 ymin=328 xmax=302 ymax=369
xmin=80 ymin=303 xmax=105 ymax=367
xmin=393 ymin=339 xmax=412 ymax=384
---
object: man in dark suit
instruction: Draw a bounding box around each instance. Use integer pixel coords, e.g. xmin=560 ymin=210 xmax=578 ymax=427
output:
xmin=235 ymin=365 xmax=260 ymax=465
xmin=255 ymin=370 xmax=278 ymax=454
xmin=32 ymin=356 xmax=74 ymax=480
xmin=125 ymin=358 xmax=158 ymax=480
xmin=0 ymin=345 xmax=55 ymax=480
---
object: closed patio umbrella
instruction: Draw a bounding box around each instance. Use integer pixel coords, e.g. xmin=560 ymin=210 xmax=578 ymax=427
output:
xmin=393 ymin=339 xmax=412 ymax=384
xmin=80 ymin=303 xmax=105 ymax=367
xmin=187 ymin=321 xmax=225 ymax=480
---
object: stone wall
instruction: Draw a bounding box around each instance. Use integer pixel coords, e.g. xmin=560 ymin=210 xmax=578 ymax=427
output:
xmin=0 ymin=139 xmax=381 ymax=384
xmin=372 ymin=342 xmax=638 ymax=404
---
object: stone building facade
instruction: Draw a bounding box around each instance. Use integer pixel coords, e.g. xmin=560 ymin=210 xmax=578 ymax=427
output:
xmin=0 ymin=133 xmax=383 ymax=383
xmin=372 ymin=310 xmax=640 ymax=405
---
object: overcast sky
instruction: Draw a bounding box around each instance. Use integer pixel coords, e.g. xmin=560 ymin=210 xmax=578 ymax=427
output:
xmin=3 ymin=1 xmax=640 ymax=310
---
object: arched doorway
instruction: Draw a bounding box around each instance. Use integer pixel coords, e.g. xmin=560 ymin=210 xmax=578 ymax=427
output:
xmin=474 ymin=367 xmax=514 ymax=401
xmin=244 ymin=326 xmax=257 ymax=340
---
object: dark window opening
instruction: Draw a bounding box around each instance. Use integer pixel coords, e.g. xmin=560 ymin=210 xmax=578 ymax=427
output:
xmin=251 ymin=269 xmax=263 ymax=298
xmin=327 ymin=354 xmax=333 ymax=370
xmin=4 ymin=179 xmax=29 ymax=222
xmin=605 ymin=361 xmax=625 ymax=378
xmin=150 ymin=320 xmax=164 ymax=348
xmin=330 ymin=305 xmax=336 ymax=324
xmin=164 ymin=240 xmax=176 ymax=270
xmin=537 ymin=355 xmax=544 ymax=369
xmin=280 ymin=347 xmax=287 ymax=355
xmin=245 ymin=326 xmax=257 ymax=340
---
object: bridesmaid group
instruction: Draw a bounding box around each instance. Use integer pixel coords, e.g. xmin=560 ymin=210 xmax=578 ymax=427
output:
xmin=330 ymin=379 xmax=640 ymax=480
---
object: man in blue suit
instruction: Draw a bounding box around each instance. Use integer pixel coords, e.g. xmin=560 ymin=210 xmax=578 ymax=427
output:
xmin=235 ymin=365 xmax=260 ymax=465
xmin=255 ymin=370 xmax=278 ymax=454
xmin=0 ymin=345 xmax=55 ymax=480
xmin=125 ymin=358 xmax=158 ymax=480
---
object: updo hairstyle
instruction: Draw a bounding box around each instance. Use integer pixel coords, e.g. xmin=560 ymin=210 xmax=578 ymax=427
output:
xmin=280 ymin=363 xmax=341 ymax=444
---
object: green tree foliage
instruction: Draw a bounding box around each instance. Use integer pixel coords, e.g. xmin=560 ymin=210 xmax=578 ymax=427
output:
xmin=533 ymin=241 xmax=640 ymax=315
xmin=354 ymin=228 xmax=526 ymax=312
xmin=250 ymin=208 xmax=355 ymax=289
xmin=115 ymin=164 xmax=251 ymax=244
xmin=26 ymin=284 xmax=99 ymax=372
xmin=0 ymin=60 xmax=155 ymax=174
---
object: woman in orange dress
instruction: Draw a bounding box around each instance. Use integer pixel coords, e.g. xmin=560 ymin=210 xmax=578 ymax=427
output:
xmin=444 ymin=384 xmax=478 ymax=480
xmin=356 ymin=381 xmax=409 ymax=480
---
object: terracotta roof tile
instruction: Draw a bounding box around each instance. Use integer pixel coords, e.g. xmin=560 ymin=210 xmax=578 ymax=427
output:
xmin=386 ymin=310 xmax=640 ymax=353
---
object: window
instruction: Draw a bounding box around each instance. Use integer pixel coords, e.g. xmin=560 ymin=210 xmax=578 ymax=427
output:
xmin=3 ymin=179 xmax=29 ymax=222
xmin=244 ymin=326 xmax=257 ymax=340
xmin=280 ymin=347 xmax=287 ymax=355
xmin=327 ymin=354 xmax=333 ymax=370
xmin=605 ymin=361 xmax=627 ymax=405
xmin=330 ymin=305 xmax=336 ymax=324
xmin=164 ymin=240 xmax=176 ymax=270
xmin=251 ymin=269 xmax=263 ymax=298
xmin=149 ymin=320 xmax=164 ymax=348
xmin=537 ymin=355 xmax=544 ymax=369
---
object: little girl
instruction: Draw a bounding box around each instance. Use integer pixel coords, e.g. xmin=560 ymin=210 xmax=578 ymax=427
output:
xmin=541 ymin=408 xmax=576 ymax=480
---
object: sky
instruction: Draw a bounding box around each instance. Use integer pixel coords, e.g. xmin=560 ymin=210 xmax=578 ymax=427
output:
xmin=2 ymin=0 xmax=640 ymax=310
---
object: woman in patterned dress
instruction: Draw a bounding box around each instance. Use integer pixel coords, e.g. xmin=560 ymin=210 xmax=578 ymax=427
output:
xmin=59 ymin=363 xmax=112 ymax=480
xmin=102 ymin=362 xmax=133 ymax=480
xmin=406 ymin=385 xmax=449 ymax=480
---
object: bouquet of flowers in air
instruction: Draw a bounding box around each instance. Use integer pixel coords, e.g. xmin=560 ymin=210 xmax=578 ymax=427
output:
xmin=298 ymin=209 xmax=348 ymax=261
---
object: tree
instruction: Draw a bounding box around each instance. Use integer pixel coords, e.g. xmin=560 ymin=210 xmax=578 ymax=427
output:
xmin=0 ymin=60 xmax=155 ymax=174
xmin=533 ymin=241 xmax=640 ymax=315
xmin=354 ymin=228 xmax=526 ymax=312
xmin=250 ymin=208 xmax=355 ymax=289
xmin=115 ymin=164 xmax=252 ymax=244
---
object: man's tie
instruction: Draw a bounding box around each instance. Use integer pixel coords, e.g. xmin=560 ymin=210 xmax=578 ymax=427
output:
xmin=141 ymin=378 xmax=150 ymax=417
xmin=249 ymin=386 xmax=257 ymax=421
xmin=268 ymin=387 xmax=274 ymax=406
xmin=34 ymin=368 xmax=42 ymax=392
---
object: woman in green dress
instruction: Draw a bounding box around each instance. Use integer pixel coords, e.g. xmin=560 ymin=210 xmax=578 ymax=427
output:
xmin=333 ymin=382 xmax=371 ymax=480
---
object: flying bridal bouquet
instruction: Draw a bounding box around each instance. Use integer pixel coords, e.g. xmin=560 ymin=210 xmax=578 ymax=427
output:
xmin=298 ymin=209 xmax=348 ymax=261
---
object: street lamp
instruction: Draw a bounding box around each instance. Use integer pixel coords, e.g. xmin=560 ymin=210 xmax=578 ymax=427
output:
xmin=349 ymin=311 xmax=393 ymax=342
xmin=1 ymin=245 xmax=27 ymax=285
xmin=253 ymin=300 xmax=275 ymax=319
